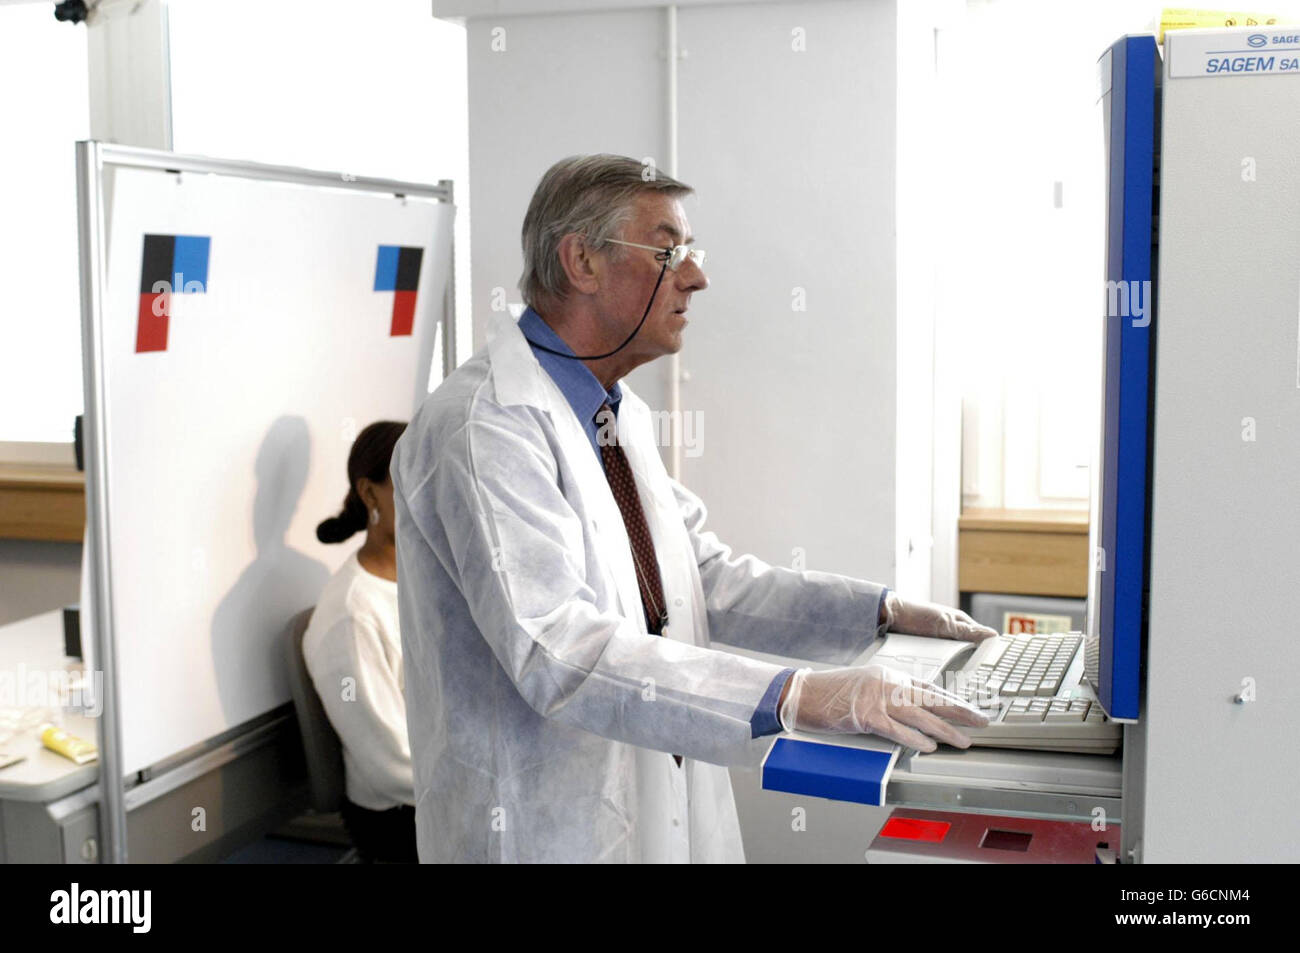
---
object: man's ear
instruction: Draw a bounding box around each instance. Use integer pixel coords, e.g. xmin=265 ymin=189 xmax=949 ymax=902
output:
xmin=556 ymin=233 xmax=602 ymax=296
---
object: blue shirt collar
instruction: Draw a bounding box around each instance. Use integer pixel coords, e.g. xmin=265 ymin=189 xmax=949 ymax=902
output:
xmin=518 ymin=306 xmax=623 ymax=429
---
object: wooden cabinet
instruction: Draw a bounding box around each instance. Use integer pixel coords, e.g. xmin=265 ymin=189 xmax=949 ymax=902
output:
xmin=0 ymin=465 xmax=85 ymax=542
xmin=958 ymin=508 xmax=1088 ymax=598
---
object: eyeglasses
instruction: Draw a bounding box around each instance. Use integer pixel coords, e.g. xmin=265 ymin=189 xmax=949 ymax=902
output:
xmin=605 ymin=239 xmax=706 ymax=271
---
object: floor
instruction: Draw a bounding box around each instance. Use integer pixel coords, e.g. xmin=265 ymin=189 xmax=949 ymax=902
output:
xmin=218 ymin=810 xmax=359 ymax=864
xmin=220 ymin=836 xmax=354 ymax=864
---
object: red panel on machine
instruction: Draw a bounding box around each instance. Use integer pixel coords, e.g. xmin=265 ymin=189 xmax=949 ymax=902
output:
xmin=879 ymin=817 xmax=951 ymax=843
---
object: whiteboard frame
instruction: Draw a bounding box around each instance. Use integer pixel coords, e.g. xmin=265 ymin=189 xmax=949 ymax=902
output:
xmin=74 ymin=140 xmax=456 ymax=863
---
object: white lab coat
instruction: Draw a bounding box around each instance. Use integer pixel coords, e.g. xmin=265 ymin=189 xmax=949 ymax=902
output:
xmin=391 ymin=312 xmax=887 ymax=863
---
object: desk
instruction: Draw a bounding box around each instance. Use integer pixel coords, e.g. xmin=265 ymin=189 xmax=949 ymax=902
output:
xmin=958 ymin=508 xmax=1089 ymax=598
xmin=0 ymin=610 xmax=101 ymax=861
xmin=0 ymin=610 xmax=309 ymax=863
xmin=0 ymin=610 xmax=99 ymax=801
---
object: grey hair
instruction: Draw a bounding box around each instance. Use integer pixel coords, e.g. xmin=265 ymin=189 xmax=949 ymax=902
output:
xmin=518 ymin=154 xmax=693 ymax=309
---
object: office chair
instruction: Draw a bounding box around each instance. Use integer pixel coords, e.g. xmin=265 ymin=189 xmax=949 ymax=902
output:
xmin=284 ymin=607 xmax=361 ymax=862
xmin=284 ymin=607 xmax=346 ymax=813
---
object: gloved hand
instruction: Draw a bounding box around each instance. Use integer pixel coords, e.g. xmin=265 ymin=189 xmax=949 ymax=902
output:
xmin=883 ymin=591 xmax=998 ymax=643
xmin=779 ymin=664 xmax=989 ymax=753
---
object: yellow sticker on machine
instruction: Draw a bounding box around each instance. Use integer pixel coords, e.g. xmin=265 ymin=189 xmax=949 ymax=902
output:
xmin=1159 ymin=8 xmax=1294 ymax=44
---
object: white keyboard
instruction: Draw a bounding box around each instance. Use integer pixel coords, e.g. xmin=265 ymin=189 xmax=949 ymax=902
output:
xmin=870 ymin=632 xmax=1123 ymax=755
xmin=952 ymin=633 xmax=1121 ymax=754
xmin=980 ymin=631 xmax=1081 ymax=698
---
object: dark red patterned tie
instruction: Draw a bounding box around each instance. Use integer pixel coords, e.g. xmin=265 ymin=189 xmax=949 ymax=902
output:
xmin=597 ymin=404 xmax=680 ymax=767
xmin=597 ymin=403 xmax=668 ymax=635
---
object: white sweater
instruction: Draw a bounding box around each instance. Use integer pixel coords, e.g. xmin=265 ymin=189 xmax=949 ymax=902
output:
xmin=302 ymin=549 xmax=413 ymax=810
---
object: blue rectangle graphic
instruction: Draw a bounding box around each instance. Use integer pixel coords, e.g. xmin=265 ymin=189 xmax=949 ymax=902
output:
xmin=374 ymin=245 xmax=401 ymax=292
xmin=171 ymin=235 xmax=210 ymax=293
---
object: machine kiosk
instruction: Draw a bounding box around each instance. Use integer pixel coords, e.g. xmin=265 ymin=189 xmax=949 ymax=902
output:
xmin=760 ymin=26 xmax=1300 ymax=864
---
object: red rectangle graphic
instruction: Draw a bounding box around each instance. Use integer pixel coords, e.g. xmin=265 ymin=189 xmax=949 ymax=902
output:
xmin=390 ymin=290 xmax=417 ymax=336
xmin=136 ymin=293 xmax=170 ymax=352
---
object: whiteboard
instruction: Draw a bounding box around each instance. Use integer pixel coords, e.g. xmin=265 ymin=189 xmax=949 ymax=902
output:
xmin=98 ymin=166 xmax=453 ymax=774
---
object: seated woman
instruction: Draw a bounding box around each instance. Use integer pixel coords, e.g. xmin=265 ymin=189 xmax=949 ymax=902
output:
xmin=303 ymin=420 xmax=416 ymax=862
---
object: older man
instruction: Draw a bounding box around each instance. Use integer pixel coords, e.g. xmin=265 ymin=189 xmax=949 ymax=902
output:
xmin=390 ymin=154 xmax=993 ymax=863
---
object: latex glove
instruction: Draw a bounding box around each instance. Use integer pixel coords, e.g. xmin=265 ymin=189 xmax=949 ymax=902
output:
xmin=884 ymin=591 xmax=998 ymax=643
xmin=779 ymin=664 xmax=989 ymax=753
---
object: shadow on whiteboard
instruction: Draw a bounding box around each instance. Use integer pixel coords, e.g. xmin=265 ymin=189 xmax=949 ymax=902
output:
xmin=210 ymin=416 xmax=328 ymax=721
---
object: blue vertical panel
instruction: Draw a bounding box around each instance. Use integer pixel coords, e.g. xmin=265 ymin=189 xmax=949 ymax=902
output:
xmin=1098 ymin=35 xmax=1158 ymax=719
xmin=171 ymin=235 xmax=211 ymax=292
xmin=373 ymin=244 xmax=400 ymax=291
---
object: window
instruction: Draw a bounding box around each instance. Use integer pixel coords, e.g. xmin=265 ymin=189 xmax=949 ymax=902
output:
xmin=1 ymin=0 xmax=469 ymax=451
xmin=0 ymin=6 xmax=90 ymax=448
xmin=167 ymin=0 xmax=469 ymax=367
xmin=941 ymin=0 xmax=1160 ymax=510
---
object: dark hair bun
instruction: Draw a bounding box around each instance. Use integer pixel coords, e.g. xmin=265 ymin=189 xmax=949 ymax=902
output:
xmin=316 ymin=421 xmax=407 ymax=544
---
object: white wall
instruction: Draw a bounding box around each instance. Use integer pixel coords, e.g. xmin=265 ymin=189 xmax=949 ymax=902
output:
xmin=0 ymin=541 xmax=81 ymax=628
xmin=462 ymin=0 xmax=899 ymax=585
xmin=464 ymin=7 xmax=672 ymax=410
xmin=673 ymin=1 xmax=896 ymax=582
xmin=456 ymin=4 xmax=901 ymax=862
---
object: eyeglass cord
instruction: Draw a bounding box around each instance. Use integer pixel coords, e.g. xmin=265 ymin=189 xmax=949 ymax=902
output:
xmin=521 ymin=259 xmax=670 ymax=361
